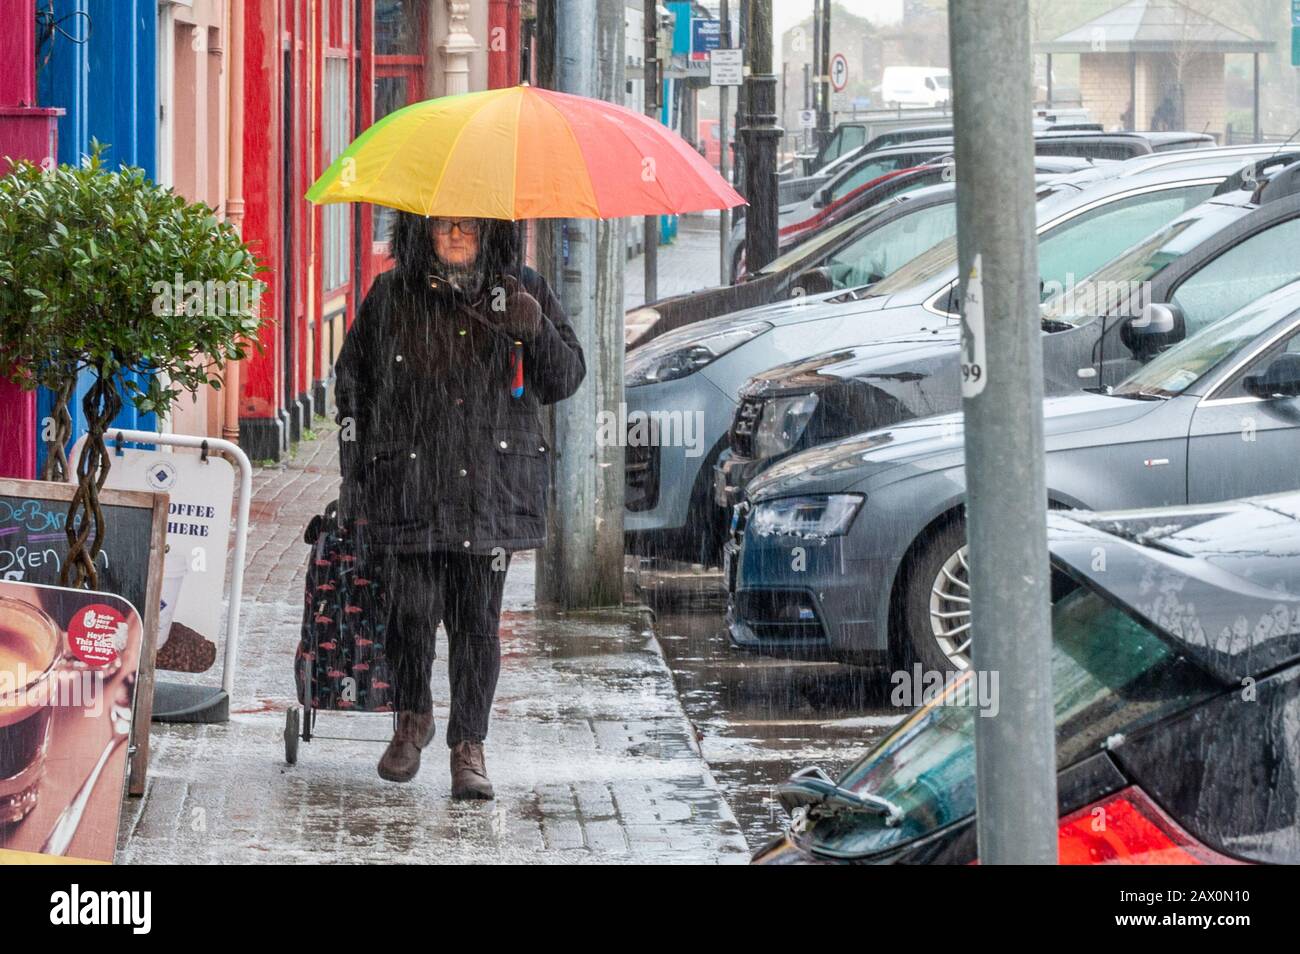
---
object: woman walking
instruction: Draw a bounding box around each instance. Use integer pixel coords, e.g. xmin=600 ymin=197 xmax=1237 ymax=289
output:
xmin=334 ymin=213 xmax=585 ymax=798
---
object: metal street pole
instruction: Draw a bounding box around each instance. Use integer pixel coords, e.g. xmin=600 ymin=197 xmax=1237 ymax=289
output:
xmin=811 ymin=0 xmax=821 ymax=140
xmin=643 ymin=0 xmax=659 ymax=303
xmin=719 ymin=0 xmax=732 ymax=285
xmin=739 ymin=0 xmax=781 ymax=271
xmin=818 ymin=0 xmax=831 ymax=151
xmin=948 ymin=0 xmax=1058 ymax=864
xmin=536 ymin=0 xmax=625 ymax=608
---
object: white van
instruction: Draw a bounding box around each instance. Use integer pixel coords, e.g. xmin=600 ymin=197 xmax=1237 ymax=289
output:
xmin=879 ymin=66 xmax=950 ymax=108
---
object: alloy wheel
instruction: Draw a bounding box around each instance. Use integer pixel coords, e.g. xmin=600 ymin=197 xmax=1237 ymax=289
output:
xmin=928 ymin=545 xmax=972 ymax=670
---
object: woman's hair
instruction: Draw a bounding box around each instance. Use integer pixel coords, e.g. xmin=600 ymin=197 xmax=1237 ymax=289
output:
xmin=389 ymin=212 xmax=519 ymax=290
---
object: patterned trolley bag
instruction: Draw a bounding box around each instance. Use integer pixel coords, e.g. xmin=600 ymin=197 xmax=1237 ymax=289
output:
xmin=295 ymin=500 xmax=395 ymax=712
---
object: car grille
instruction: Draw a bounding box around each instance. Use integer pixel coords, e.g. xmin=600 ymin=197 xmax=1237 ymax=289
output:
xmin=729 ymin=396 xmax=764 ymax=458
xmin=625 ymin=438 xmax=659 ymax=512
xmin=734 ymin=589 xmax=828 ymax=641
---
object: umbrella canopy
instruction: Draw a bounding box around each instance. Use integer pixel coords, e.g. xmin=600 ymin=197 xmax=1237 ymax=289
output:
xmin=306 ymin=85 xmax=746 ymax=220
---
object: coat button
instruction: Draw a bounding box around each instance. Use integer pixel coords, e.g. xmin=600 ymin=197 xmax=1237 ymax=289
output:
xmin=462 ymin=540 xmax=471 ymax=548
xmin=458 ymin=468 xmax=467 ymax=477
xmin=458 ymin=328 xmax=467 ymax=336
xmin=499 ymin=440 xmax=508 ymax=449
xmin=538 ymin=446 xmax=546 ymax=453
xmin=395 ymin=354 xmax=403 ymax=362
xmin=409 ymin=452 xmax=417 ymax=459
xmin=455 ymin=398 xmax=464 ymax=406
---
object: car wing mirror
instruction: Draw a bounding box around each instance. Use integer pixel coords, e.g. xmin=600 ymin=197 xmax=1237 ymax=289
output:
xmin=1132 ymin=301 xmax=1178 ymax=334
xmin=813 ymin=188 xmax=830 ymax=208
xmin=1122 ymin=301 xmax=1185 ymax=360
xmin=792 ymin=266 xmax=836 ymax=297
xmin=1244 ymin=352 xmax=1300 ymax=399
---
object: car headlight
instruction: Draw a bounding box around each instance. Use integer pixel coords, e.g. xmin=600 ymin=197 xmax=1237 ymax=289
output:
xmin=624 ymin=306 xmax=659 ymax=349
xmin=625 ymin=320 xmax=772 ymax=386
xmin=748 ymin=494 xmax=863 ymax=539
xmin=752 ymin=393 xmax=819 ymax=458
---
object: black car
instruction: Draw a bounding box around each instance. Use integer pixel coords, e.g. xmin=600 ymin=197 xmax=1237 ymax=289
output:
xmin=715 ymin=156 xmax=1300 ymax=513
xmin=754 ymin=492 xmax=1300 ymax=864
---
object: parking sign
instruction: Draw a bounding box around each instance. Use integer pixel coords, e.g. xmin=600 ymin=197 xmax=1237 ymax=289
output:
xmin=830 ymin=53 xmax=849 ymax=92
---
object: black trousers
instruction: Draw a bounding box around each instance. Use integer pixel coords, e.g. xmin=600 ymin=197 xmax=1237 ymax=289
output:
xmin=377 ymin=549 xmax=510 ymax=747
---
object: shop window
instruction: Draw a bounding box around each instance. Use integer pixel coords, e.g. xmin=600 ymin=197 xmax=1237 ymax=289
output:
xmin=323 ymin=54 xmax=350 ymax=291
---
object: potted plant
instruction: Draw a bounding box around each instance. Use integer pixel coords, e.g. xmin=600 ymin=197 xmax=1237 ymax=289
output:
xmin=0 ymin=141 xmax=266 ymax=588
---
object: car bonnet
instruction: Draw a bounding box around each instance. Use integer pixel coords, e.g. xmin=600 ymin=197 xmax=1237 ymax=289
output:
xmin=740 ymin=327 xmax=964 ymax=398
xmin=1047 ymin=494 xmax=1300 ymax=685
xmin=747 ymin=390 xmax=1162 ymax=500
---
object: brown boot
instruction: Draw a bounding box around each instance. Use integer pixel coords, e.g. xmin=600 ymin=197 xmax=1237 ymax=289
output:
xmin=450 ymin=741 xmax=494 ymax=800
xmin=377 ymin=711 xmax=436 ymax=783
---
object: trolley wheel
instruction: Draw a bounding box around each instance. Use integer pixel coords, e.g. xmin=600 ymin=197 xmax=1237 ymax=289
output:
xmin=284 ymin=707 xmax=300 ymax=765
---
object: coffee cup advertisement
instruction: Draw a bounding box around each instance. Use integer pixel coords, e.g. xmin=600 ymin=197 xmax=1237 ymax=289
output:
xmin=0 ymin=580 xmax=143 ymax=863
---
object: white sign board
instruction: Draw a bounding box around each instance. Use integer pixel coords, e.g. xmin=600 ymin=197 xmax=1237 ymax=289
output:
xmin=69 ymin=440 xmax=234 ymax=673
xmin=799 ymin=109 xmax=816 ymax=129
xmin=710 ymin=48 xmax=743 ymax=86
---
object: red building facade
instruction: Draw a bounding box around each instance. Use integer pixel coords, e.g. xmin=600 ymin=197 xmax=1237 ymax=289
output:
xmin=236 ymin=0 xmax=523 ymax=461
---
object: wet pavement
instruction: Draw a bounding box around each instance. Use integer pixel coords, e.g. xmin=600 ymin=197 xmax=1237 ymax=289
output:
xmin=632 ymin=561 xmax=907 ymax=850
xmin=624 ymin=211 xmax=728 ymax=309
xmin=117 ymin=429 xmax=749 ymax=864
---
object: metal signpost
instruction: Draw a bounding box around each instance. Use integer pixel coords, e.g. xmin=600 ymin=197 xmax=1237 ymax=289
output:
xmin=948 ymin=0 xmax=1059 ymax=864
xmin=711 ymin=40 xmax=742 ymax=285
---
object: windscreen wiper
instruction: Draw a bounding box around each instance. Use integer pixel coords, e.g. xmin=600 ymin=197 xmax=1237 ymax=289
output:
xmin=776 ymin=766 xmax=906 ymax=826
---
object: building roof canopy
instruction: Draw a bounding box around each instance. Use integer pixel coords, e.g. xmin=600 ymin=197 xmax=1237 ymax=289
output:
xmin=1033 ymin=0 xmax=1273 ymax=54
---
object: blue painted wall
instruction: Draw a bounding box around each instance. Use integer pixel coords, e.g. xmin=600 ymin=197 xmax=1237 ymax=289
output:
xmin=34 ymin=0 xmax=158 ymax=473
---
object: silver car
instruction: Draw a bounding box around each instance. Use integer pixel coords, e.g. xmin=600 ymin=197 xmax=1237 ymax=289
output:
xmin=726 ymin=281 xmax=1300 ymax=671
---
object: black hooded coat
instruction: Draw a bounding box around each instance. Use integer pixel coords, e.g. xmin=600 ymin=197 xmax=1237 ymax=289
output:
xmin=334 ymin=214 xmax=586 ymax=553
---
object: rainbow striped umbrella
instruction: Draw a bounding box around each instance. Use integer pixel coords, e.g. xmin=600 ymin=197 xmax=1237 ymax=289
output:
xmin=306 ymin=84 xmax=745 ymax=220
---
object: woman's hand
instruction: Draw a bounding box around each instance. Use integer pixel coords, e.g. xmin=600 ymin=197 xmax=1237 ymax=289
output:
xmin=488 ymin=275 xmax=543 ymax=339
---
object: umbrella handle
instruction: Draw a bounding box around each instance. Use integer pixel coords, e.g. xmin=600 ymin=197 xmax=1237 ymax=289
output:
xmin=509 ymin=340 xmax=524 ymax=399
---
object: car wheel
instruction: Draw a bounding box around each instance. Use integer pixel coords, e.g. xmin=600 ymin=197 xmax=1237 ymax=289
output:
xmin=899 ymin=519 xmax=972 ymax=673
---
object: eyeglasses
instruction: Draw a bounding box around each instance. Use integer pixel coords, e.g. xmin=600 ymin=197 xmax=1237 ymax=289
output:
xmin=431 ymin=218 xmax=481 ymax=237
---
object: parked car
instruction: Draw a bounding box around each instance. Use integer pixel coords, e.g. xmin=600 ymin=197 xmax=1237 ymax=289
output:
xmin=697 ymin=118 xmax=734 ymax=168
xmin=780 ymin=117 xmax=1100 ymax=206
xmin=714 ymin=156 xmax=1300 ymax=516
xmin=628 ymin=166 xmax=951 ymax=349
xmin=731 ymin=142 xmax=956 ymax=280
xmin=753 ymin=491 xmax=1300 ymax=864
xmin=627 ymin=151 xmax=1256 ymax=563
xmin=726 ymin=280 xmax=1300 ymax=670
xmin=773 ymin=154 xmax=1100 ymax=255
xmin=1031 ymin=129 xmax=1214 ymax=158
xmin=739 ymin=130 xmax=1214 ymax=280
xmin=634 ymin=157 xmax=1096 ymax=349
